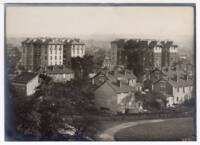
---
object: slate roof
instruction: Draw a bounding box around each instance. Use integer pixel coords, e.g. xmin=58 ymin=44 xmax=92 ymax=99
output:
xmin=22 ymin=38 xmax=85 ymax=45
xmin=13 ymin=72 xmax=38 ymax=84
xmin=106 ymin=80 xmax=135 ymax=93
xmin=167 ymin=79 xmax=194 ymax=87
xmin=153 ymin=76 xmax=193 ymax=87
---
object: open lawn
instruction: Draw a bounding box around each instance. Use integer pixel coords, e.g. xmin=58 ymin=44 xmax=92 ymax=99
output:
xmin=114 ymin=117 xmax=196 ymax=141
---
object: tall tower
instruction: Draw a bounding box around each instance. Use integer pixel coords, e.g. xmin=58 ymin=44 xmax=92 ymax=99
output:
xmin=21 ymin=38 xmax=41 ymax=72
xmin=169 ymin=45 xmax=178 ymax=66
xmin=110 ymin=40 xmax=118 ymax=66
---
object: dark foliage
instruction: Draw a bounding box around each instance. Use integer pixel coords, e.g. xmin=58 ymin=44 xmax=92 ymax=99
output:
xmin=71 ymin=54 xmax=94 ymax=80
xmin=12 ymin=77 xmax=96 ymax=140
xmin=6 ymin=47 xmax=21 ymax=74
xmin=135 ymin=91 xmax=167 ymax=111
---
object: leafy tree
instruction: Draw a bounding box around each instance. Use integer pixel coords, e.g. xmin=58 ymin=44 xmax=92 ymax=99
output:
xmin=6 ymin=47 xmax=21 ymax=74
xmin=71 ymin=55 xmax=94 ymax=80
xmin=93 ymin=49 xmax=106 ymax=67
xmin=13 ymin=77 xmax=95 ymax=140
xmin=135 ymin=91 xmax=167 ymax=111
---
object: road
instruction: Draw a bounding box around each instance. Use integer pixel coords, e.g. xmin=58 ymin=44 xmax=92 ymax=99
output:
xmin=97 ymin=119 xmax=164 ymax=141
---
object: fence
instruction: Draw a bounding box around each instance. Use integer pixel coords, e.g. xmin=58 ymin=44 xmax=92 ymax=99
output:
xmin=85 ymin=110 xmax=194 ymax=122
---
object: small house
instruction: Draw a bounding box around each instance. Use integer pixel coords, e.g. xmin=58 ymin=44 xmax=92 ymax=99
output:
xmin=12 ymin=72 xmax=40 ymax=96
xmin=46 ymin=66 xmax=74 ymax=82
xmin=94 ymin=69 xmax=142 ymax=114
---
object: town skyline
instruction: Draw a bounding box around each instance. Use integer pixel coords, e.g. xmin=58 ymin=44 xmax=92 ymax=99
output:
xmin=5 ymin=4 xmax=196 ymax=141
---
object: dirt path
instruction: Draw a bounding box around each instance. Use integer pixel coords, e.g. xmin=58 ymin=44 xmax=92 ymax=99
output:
xmin=97 ymin=119 xmax=164 ymax=141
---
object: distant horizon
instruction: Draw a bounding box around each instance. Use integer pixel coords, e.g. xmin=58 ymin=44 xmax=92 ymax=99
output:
xmin=7 ymin=33 xmax=194 ymax=42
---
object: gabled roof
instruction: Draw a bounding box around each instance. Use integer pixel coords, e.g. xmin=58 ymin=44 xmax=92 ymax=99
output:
xmin=107 ymin=80 xmax=135 ymax=93
xmin=150 ymin=68 xmax=166 ymax=77
xmin=22 ymin=38 xmax=85 ymax=45
xmin=153 ymin=76 xmax=193 ymax=87
xmin=13 ymin=72 xmax=38 ymax=84
xmin=167 ymin=79 xmax=193 ymax=87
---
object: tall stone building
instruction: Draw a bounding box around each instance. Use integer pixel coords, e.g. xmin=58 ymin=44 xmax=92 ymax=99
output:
xmin=64 ymin=39 xmax=85 ymax=66
xmin=21 ymin=38 xmax=42 ymax=71
xmin=110 ymin=39 xmax=178 ymax=80
xmin=150 ymin=41 xmax=162 ymax=69
xmin=110 ymin=39 xmax=128 ymax=66
xmin=161 ymin=40 xmax=178 ymax=67
xmin=21 ymin=38 xmax=85 ymax=72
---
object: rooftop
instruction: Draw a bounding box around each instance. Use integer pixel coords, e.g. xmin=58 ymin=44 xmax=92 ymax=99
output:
xmin=46 ymin=66 xmax=73 ymax=74
xmin=153 ymin=76 xmax=193 ymax=88
xmin=22 ymin=37 xmax=85 ymax=45
xmin=13 ymin=72 xmax=38 ymax=84
xmin=106 ymin=80 xmax=135 ymax=93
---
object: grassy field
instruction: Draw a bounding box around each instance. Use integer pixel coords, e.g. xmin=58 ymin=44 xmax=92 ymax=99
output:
xmin=114 ymin=117 xmax=196 ymax=141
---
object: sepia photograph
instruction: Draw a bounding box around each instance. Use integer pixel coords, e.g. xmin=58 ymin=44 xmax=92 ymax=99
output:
xmin=4 ymin=2 xmax=196 ymax=141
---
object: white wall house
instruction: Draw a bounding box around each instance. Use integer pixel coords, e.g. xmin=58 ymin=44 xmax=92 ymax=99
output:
xmin=172 ymin=85 xmax=193 ymax=104
xmin=12 ymin=72 xmax=40 ymax=96
xmin=46 ymin=66 xmax=74 ymax=82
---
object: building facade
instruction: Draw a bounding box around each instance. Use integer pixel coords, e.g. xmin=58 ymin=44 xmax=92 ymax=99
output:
xmin=110 ymin=39 xmax=178 ymax=72
xmin=46 ymin=66 xmax=74 ymax=82
xmin=149 ymin=67 xmax=194 ymax=107
xmin=21 ymin=38 xmax=86 ymax=72
xmin=64 ymin=39 xmax=86 ymax=66
xmin=93 ymin=69 xmax=143 ymax=113
xmin=12 ymin=72 xmax=40 ymax=96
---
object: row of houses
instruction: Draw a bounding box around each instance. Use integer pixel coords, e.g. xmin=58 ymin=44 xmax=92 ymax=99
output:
xmin=149 ymin=67 xmax=194 ymax=107
xmin=99 ymin=38 xmax=194 ymax=112
xmin=92 ymin=68 xmax=143 ymax=114
xmin=92 ymin=60 xmax=194 ymax=113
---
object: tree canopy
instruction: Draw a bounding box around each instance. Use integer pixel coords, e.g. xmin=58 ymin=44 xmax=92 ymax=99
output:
xmin=12 ymin=75 xmax=95 ymax=140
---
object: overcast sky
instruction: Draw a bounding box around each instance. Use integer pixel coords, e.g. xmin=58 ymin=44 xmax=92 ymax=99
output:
xmin=6 ymin=6 xmax=194 ymax=39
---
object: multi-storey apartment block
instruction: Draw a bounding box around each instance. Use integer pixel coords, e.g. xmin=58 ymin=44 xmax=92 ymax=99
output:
xmin=110 ymin=39 xmax=128 ymax=66
xmin=21 ymin=38 xmax=85 ymax=72
xmin=110 ymin=39 xmax=178 ymax=70
xmin=64 ymin=39 xmax=85 ymax=66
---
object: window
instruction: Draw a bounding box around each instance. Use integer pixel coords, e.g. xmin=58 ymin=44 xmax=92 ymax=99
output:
xmin=160 ymin=81 xmax=165 ymax=92
xmin=77 ymin=48 xmax=79 ymax=54
xmin=55 ymin=56 xmax=57 ymax=59
xmin=50 ymin=56 xmax=52 ymax=60
xmin=177 ymin=87 xmax=179 ymax=92
xmin=183 ymin=87 xmax=185 ymax=93
xmin=45 ymin=56 xmax=47 ymax=60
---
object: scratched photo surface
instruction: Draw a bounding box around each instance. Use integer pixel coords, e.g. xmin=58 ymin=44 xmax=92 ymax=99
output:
xmin=5 ymin=4 xmax=196 ymax=141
